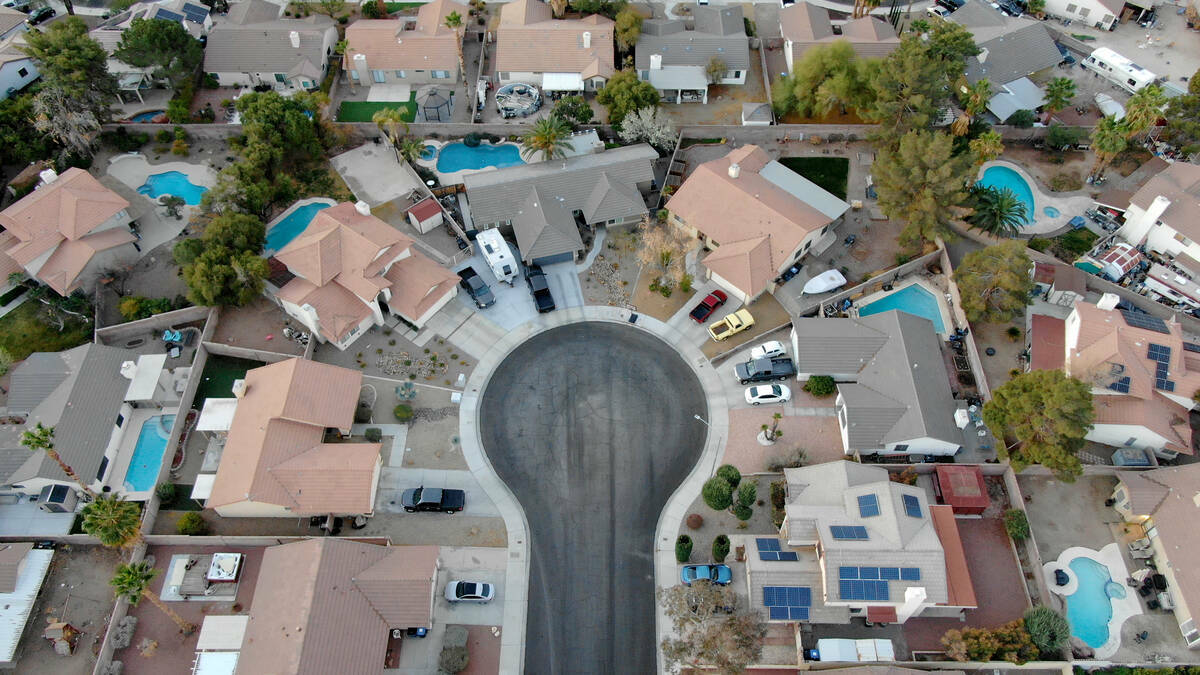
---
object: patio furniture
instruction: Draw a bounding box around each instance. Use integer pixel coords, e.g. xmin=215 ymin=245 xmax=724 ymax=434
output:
xmin=1147 ymin=599 xmax=1161 ymax=610
xmin=1054 ymin=569 xmax=1070 ymax=586
xmin=1139 ymin=584 xmax=1154 ymax=597
xmin=1131 ymin=548 xmax=1154 ymax=560
xmin=1129 ymin=537 xmax=1152 ymax=551
xmin=1153 ymin=574 xmax=1168 ymax=590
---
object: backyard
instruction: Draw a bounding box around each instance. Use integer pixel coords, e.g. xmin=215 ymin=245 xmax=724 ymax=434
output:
xmin=778 ymin=156 xmax=850 ymax=201
xmin=337 ymin=97 xmax=417 ymax=123
xmin=0 ymin=301 xmax=92 ymax=361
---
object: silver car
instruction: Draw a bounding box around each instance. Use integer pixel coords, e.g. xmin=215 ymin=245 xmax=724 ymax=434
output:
xmin=444 ymin=580 xmax=495 ymax=603
xmin=745 ymin=384 xmax=792 ymax=405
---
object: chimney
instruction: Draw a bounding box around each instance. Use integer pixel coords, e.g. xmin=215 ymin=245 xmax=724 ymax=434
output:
xmin=355 ymin=201 xmax=371 ymax=216
xmin=38 ymin=168 xmax=58 ymax=185
xmin=649 ymin=53 xmax=662 ymax=70
xmin=232 ymin=379 xmax=247 ymax=398
xmin=582 ymin=31 xmax=591 ymax=48
xmin=1097 ymin=292 xmax=1121 ymax=311
xmin=289 ymin=31 xmax=300 ymax=49
xmin=728 ymin=162 xmax=740 ymax=179
xmin=119 ymin=361 xmax=138 ymax=380
xmin=977 ymin=47 xmax=989 ymax=63
xmin=1144 ymin=195 xmax=1172 ymax=226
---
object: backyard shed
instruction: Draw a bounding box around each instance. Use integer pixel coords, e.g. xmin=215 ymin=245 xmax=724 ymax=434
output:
xmin=932 ymin=465 xmax=989 ymax=515
xmin=406 ymin=197 xmax=444 ymax=234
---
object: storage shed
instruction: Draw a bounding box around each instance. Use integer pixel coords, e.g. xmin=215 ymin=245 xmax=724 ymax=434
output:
xmin=932 ymin=465 xmax=989 ymax=515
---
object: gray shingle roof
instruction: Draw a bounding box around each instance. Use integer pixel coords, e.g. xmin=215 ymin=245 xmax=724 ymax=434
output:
xmin=226 ymin=0 xmax=282 ymax=25
xmin=511 ymin=186 xmax=584 ymax=262
xmin=464 ymin=144 xmax=656 ymax=228
xmin=951 ymin=0 xmax=1061 ymax=85
xmin=203 ymin=16 xmax=334 ymax=76
xmin=7 ymin=353 xmax=70 ymax=416
xmin=635 ymin=7 xmax=749 ymax=71
xmin=792 ymin=318 xmax=890 ymax=374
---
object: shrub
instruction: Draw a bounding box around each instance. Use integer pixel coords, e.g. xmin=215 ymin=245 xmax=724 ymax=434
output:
xmin=803 ymin=375 xmax=836 ymax=397
xmin=177 ymin=512 xmax=209 ymax=536
xmin=101 ymin=128 xmax=150 ymax=152
xmin=733 ymin=504 xmax=752 ymax=521
xmin=679 ymin=273 xmax=693 ymax=293
xmin=767 ymin=448 xmax=807 ymax=472
xmin=712 ymin=534 xmax=730 ymax=562
xmin=166 ymin=80 xmax=195 ymax=124
xmin=1005 ymin=109 xmax=1036 ymax=128
xmin=171 ymin=139 xmax=190 ymax=156
xmin=942 ymin=619 xmax=1037 ymax=663
xmin=1024 ymin=606 xmax=1071 ymax=656
xmin=174 ymin=125 xmax=188 ymax=142
xmin=1007 ymin=326 xmax=1021 ymax=341
xmin=675 ymin=534 xmax=693 ymax=563
xmin=686 ymin=513 xmax=704 ymax=529
xmin=156 ymin=129 xmax=173 ymax=144
xmin=463 ymin=132 xmax=482 ymax=147
xmin=438 ymin=645 xmax=469 ymax=673
xmin=393 ymin=404 xmax=414 ymax=422
xmin=155 ymin=482 xmax=177 ymax=502
xmin=737 ymin=481 xmax=757 ymax=508
xmin=701 ymin=476 xmax=733 ymax=510
xmin=715 ymin=464 xmax=741 ymax=488
xmin=364 ymin=427 xmax=382 ymax=442
xmin=202 ymin=72 xmax=219 ymax=89
xmin=1027 ymin=237 xmax=1051 ymax=252
xmin=770 ymin=480 xmax=786 ymax=528
xmin=1003 ymin=509 xmax=1030 ymax=540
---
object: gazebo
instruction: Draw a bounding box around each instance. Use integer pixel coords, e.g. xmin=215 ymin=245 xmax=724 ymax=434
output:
xmin=420 ymin=89 xmax=453 ymax=122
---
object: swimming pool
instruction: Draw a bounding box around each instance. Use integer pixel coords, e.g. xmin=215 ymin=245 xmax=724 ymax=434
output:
xmin=978 ymin=166 xmax=1036 ymax=225
xmin=858 ymin=284 xmax=946 ymax=333
xmin=127 ymin=110 xmax=165 ymax=122
xmin=266 ymin=202 xmax=331 ymax=253
xmin=1065 ymin=556 xmax=1125 ymax=649
xmin=138 ymin=171 xmax=208 ymax=205
xmin=436 ymin=142 xmax=525 ymax=173
xmin=1075 ymin=260 xmax=1103 ymax=275
xmin=123 ymin=414 xmax=176 ymax=493
xmin=420 ymin=144 xmax=437 ymax=160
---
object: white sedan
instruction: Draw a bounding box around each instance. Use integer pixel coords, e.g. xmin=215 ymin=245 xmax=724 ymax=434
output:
xmin=444 ymin=580 xmax=495 ymax=603
xmin=750 ymin=340 xmax=787 ymax=360
xmin=745 ymin=384 xmax=792 ymax=405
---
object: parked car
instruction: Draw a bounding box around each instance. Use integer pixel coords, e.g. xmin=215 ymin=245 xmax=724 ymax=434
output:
xmin=458 ymin=266 xmax=495 ymax=309
xmin=708 ymin=309 xmax=754 ymax=341
xmin=444 ymin=580 xmax=495 ymax=603
xmin=26 ymin=6 xmax=53 ymax=23
xmin=1056 ymin=42 xmax=1077 ymax=65
xmin=2 ymin=0 xmax=32 ymax=12
xmin=689 ymin=289 xmax=728 ymax=323
xmin=745 ymin=384 xmax=792 ymax=405
xmin=1137 ymin=8 xmax=1156 ymax=26
xmin=680 ymin=564 xmax=733 ymax=586
xmin=526 ymin=263 xmax=556 ymax=313
xmin=736 ymin=357 xmax=797 ymax=384
xmin=936 ymin=0 xmax=965 ymax=9
xmin=750 ymin=340 xmax=787 ymax=360
xmin=400 ymin=486 xmax=465 ymax=513
xmin=926 ymin=5 xmax=950 ymax=17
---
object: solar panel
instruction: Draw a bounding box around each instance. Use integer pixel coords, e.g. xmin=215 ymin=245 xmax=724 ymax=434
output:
xmin=857 ymin=494 xmax=880 ymax=518
xmin=155 ymin=8 xmax=184 ymax=22
xmin=830 ymin=525 xmax=869 ymax=540
xmin=859 ymin=567 xmax=880 ymax=580
xmin=1184 ymin=342 xmax=1200 ymax=353
xmin=778 ymin=551 xmax=799 ymax=561
xmin=901 ymin=567 xmax=921 ymax=580
xmin=1108 ymin=376 xmax=1131 ymax=393
xmin=880 ymin=567 xmax=901 ymax=580
xmin=769 ymin=606 xmax=790 ymax=620
xmin=1120 ymin=309 xmax=1169 ymax=334
xmin=182 ymin=2 xmax=208 ymax=22
xmin=790 ymin=606 xmax=810 ymax=620
xmin=756 ymin=538 xmax=781 ymax=552
xmin=840 ymin=566 xmax=859 ymax=579
xmin=760 ymin=552 xmax=779 ymax=561
xmin=902 ymin=494 xmax=922 ymax=518
xmin=763 ymin=585 xmax=812 ymax=621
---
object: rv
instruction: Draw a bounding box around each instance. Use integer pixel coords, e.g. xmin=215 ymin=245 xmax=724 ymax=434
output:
xmin=1081 ymin=47 xmax=1157 ymax=94
xmin=476 ymin=228 xmax=518 ymax=285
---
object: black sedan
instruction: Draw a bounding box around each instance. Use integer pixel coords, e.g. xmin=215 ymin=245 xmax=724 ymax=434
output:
xmin=458 ymin=266 xmax=495 ymax=309
xmin=26 ymin=6 xmax=53 ymax=24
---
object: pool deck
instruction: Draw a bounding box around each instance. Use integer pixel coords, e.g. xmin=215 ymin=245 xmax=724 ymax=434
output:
xmin=978 ymin=160 xmax=1094 ymax=236
xmin=851 ymin=277 xmax=954 ymax=336
xmin=418 ymin=131 xmax=604 ymax=186
xmin=264 ymin=197 xmax=337 ymax=254
xmin=1044 ymin=543 xmax=1142 ymax=659
xmin=109 ymin=406 xmax=180 ymax=501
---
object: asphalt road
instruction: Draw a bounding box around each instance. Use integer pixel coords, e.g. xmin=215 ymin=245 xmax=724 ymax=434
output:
xmin=478 ymin=322 xmax=708 ymax=675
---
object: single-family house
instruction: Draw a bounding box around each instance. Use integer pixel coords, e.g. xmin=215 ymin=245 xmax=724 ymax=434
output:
xmin=780 ymin=2 xmax=899 ymax=73
xmin=1041 ymin=0 xmax=1120 ymax=31
xmin=493 ymin=0 xmax=615 ymax=93
xmin=344 ymin=0 xmax=468 ymax=88
xmin=90 ymin=0 xmax=211 ymax=89
xmin=204 ymin=2 xmax=336 ymax=93
xmin=202 ymin=358 xmax=383 ymax=518
xmin=463 ymin=144 xmax=656 ymax=265
xmin=266 ymin=202 xmax=459 ymax=349
xmin=1029 ymin=293 xmax=1199 ymax=459
xmin=237 ymin=539 xmax=440 ymax=673
xmin=0 ymin=542 xmax=53 ymax=668
xmin=667 ymin=145 xmax=849 ymax=303
xmin=635 ymin=6 xmax=749 ymax=105
xmin=790 ymin=310 xmax=964 ymax=458
xmin=0 ymin=29 xmax=37 ymax=102
xmin=0 ymin=168 xmax=134 ymax=296
xmin=1032 ymin=260 xmax=1087 ymax=307
xmin=0 ymin=7 xmax=26 ymax=42
xmin=1112 ymin=162 xmax=1200 ymax=279
xmin=742 ymin=461 xmax=975 ymax=627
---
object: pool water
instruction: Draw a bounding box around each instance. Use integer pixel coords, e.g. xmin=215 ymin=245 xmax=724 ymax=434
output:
xmin=138 ymin=171 xmax=208 ymax=205
xmin=436 ymin=142 xmax=525 ymax=173
xmin=123 ymin=414 xmax=176 ymax=493
xmin=420 ymin=144 xmax=437 ymax=160
xmin=265 ymin=202 xmax=331 ymax=253
xmin=1065 ymin=556 xmax=1120 ymax=649
xmin=978 ymin=166 xmax=1036 ymax=225
xmin=1075 ymin=261 xmax=1103 ymax=275
xmin=858 ymin=284 xmax=946 ymax=333
xmin=128 ymin=110 xmax=165 ymax=122
xmin=1044 ymin=206 xmax=1061 ymax=218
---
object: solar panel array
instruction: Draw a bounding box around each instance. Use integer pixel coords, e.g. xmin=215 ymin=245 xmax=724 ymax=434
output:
xmin=1148 ymin=343 xmax=1175 ymax=392
xmin=902 ymin=494 xmax=922 ymax=518
xmin=182 ymin=2 xmax=208 ymax=22
xmin=857 ymin=494 xmax=880 ymax=518
xmin=1120 ymin=308 xmax=1169 ymax=334
xmin=840 ymin=566 xmax=921 ymax=581
xmin=756 ymin=538 xmax=799 ymax=562
xmin=1184 ymin=342 xmax=1200 ymax=354
xmin=837 ymin=565 xmax=922 ymax=601
xmin=1107 ymin=376 xmax=1131 ymax=393
xmin=830 ymin=525 xmax=869 ymax=540
xmin=155 ymin=8 xmax=184 ymax=23
xmin=763 ymin=586 xmax=811 ymax=621
xmin=840 ymin=578 xmax=890 ymax=601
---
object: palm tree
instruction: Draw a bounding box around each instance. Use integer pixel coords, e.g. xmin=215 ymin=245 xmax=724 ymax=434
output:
xmin=1041 ymin=77 xmax=1077 ymax=122
xmin=549 ymin=0 xmax=567 ymax=17
xmin=1090 ymin=115 xmax=1128 ymax=179
xmin=371 ymin=107 xmax=408 ymax=162
xmin=968 ymin=185 xmax=1027 ymax=237
xmin=853 ymin=0 xmax=881 ymax=18
xmin=111 ymin=562 xmax=196 ymax=635
xmin=397 ymin=135 xmax=426 ymax=164
xmin=1123 ymin=84 xmax=1167 ymax=139
xmin=968 ymin=129 xmax=1004 ymax=165
xmin=952 ymin=79 xmax=991 ymax=136
xmin=521 ymin=117 xmax=572 ymax=160
xmin=444 ymin=11 xmax=466 ymax=88
xmin=81 ymin=494 xmax=143 ymax=549
xmin=21 ymin=423 xmax=94 ymax=496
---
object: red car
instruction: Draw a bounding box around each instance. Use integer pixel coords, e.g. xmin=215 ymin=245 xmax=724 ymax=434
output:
xmin=689 ymin=290 xmax=729 ymax=323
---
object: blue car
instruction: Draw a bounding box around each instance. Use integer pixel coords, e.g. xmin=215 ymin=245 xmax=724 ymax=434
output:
xmin=681 ymin=564 xmax=733 ymax=586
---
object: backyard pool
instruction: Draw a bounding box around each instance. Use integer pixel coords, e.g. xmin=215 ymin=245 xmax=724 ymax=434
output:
xmin=420 ymin=144 xmax=437 ymax=160
xmin=266 ymin=202 xmax=331 ymax=253
xmin=858 ymin=284 xmax=946 ymax=333
xmin=138 ymin=171 xmax=208 ymax=205
xmin=123 ymin=414 xmax=176 ymax=493
xmin=978 ymin=165 xmax=1036 ymax=225
xmin=436 ymin=142 xmax=525 ymax=173
xmin=127 ymin=110 xmax=165 ymax=122
xmin=1065 ymin=556 xmax=1124 ymax=649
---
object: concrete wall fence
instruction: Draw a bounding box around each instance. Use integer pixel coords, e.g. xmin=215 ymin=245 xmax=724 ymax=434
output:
xmin=94 ymin=305 xmax=213 ymax=345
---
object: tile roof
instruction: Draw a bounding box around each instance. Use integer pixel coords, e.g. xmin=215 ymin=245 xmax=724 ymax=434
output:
xmin=950 ymin=0 xmax=1060 ymax=85
xmin=268 ymin=442 xmax=381 ymax=514
xmin=780 ymin=3 xmax=899 ymax=61
xmin=1128 ymin=161 xmax=1200 ymax=242
xmin=276 ymin=276 xmax=376 ymax=343
xmin=35 ymin=228 xmax=137 ymax=296
xmin=702 ymin=236 xmax=774 ymax=299
xmin=494 ymin=0 xmax=615 ymax=77
xmin=1029 ymin=313 xmax=1066 ymax=371
xmin=635 ymin=7 xmax=749 ymax=71
xmin=791 ymin=317 xmax=890 ymax=373
xmin=239 ymin=539 xmax=438 ymax=675
xmin=203 ymin=15 xmax=334 ymax=77
xmin=382 ymin=249 xmax=459 ymax=322
xmin=928 ymin=505 xmax=977 ymax=607
xmin=343 ymin=0 xmax=468 ymax=74
xmin=0 ymin=543 xmax=32 ymax=594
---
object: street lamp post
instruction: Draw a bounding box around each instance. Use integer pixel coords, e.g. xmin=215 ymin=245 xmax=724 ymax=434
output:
xmin=693 ymin=414 xmax=720 ymax=477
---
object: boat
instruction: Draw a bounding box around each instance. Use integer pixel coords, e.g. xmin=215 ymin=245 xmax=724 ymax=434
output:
xmin=802 ymin=269 xmax=848 ymax=294
xmin=1094 ymin=93 xmax=1125 ymax=120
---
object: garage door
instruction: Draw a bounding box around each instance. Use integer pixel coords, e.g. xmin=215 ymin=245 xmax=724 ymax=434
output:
xmin=531 ymin=252 xmax=574 ymax=266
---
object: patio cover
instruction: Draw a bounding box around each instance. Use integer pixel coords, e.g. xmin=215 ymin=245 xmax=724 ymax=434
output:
xmin=542 ymin=72 xmax=584 ymax=91
xmin=191 ymin=473 xmax=216 ymax=500
xmin=986 ymin=77 xmax=1044 ymax=123
xmin=866 ymin=606 xmax=898 ymax=624
xmin=197 ymin=398 xmax=239 ymax=432
xmin=193 ymin=651 xmax=239 ymax=675
xmin=645 ymin=65 xmax=709 ymax=92
xmin=197 ymin=615 xmax=249 ymax=651
xmin=122 ymin=353 xmax=167 ymax=402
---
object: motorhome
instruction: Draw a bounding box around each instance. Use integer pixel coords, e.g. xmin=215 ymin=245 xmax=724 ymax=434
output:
xmin=1082 ymin=47 xmax=1157 ymax=94
xmin=476 ymin=228 xmax=518 ymax=285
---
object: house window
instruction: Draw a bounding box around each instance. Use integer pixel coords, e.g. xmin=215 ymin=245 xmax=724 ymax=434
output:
xmin=395 ymin=70 xmax=406 ymax=78
xmin=802 ymin=241 xmax=811 ymax=252
xmin=732 ymin=71 xmax=741 ymax=78
xmin=639 ymin=70 xmax=649 ymax=80
xmin=115 ymin=414 xmax=125 ymax=427
xmin=96 ymin=456 xmax=109 ymax=481
xmin=499 ymin=72 xmax=509 ymax=80
xmin=1065 ymin=2 xmax=1077 ymax=11
xmin=1078 ymin=7 xmax=1090 ymax=17
xmin=274 ymin=73 xmax=286 ymax=83
xmin=17 ymin=67 xmax=27 ymax=77
xmin=371 ymin=69 xmax=386 ymax=83
xmin=432 ymin=70 xmax=450 ymax=79
xmin=1102 ymin=13 xmax=1114 ymax=23
xmin=1125 ymin=437 xmax=1137 ymax=446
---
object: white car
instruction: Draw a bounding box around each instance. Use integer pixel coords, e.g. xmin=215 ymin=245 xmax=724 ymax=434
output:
xmin=927 ymin=5 xmax=950 ymax=17
xmin=745 ymin=384 xmax=792 ymax=405
xmin=750 ymin=340 xmax=787 ymax=360
xmin=445 ymin=580 xmax=495 ymax=603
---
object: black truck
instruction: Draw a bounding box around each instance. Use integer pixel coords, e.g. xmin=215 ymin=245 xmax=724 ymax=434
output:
xmin=735 ymin=357 xmax=797 ymax=384
xmin=400 ymin=486 xmax=466 ymax=513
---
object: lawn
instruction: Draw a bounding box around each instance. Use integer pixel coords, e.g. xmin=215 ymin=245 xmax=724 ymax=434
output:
xmin=385 ymin=1 xmax=424 ymax=10
xmin=778 ymin=156 xmax=850 ymax=201
xmin=337 ymin=96 xmax=416 ymax=123
xmin=1030 ymin=228 xmax=1098 ymax=263
xmin=0 ymin=301 xmax=92 ymax=362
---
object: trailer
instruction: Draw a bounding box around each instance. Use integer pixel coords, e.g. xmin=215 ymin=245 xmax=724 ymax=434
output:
xmin=475 ymin=228 xmax=518 ymax=285
xmin=1081 ymin=47 xmax=1157 ymax=94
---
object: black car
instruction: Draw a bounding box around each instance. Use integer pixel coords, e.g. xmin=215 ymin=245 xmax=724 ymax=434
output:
xmin=400 ymin=486 xmax=466 ymax=513
xmin=526 ymin=264 xmax=555 ymax=313
xmin=1056 ymin=42 xmax=1076 ymax=65
xmin=26 ymin=6 xmax=53 ymax=24
xmin=458 ymin=266 xmax=495 ymax=309
xmin=1138 ymin=8 xmax=1156 ymax=26
xmin=935 ymin=0 xmax=964 ymax=11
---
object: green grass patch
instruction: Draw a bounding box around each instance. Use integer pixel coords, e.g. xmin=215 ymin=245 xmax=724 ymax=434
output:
xmin=160 ymin=486 xmax=204 ymax=511
xmin=1047 ymin=228 xmax=1098 ymax=262
xmin=337 ymin=96 xmax=416 ymax=123
xmin=680 ymin=138 xmax=724 ymax=149
xmin=778 ymin=156 xmax=850 ymax=201
xmin=0 ymin=301 xmax=91 ymax=362
xmin=193 ymin=355 xmax=261 ymax=408
xmin=384 ymin=1 xmax=424 ymax=10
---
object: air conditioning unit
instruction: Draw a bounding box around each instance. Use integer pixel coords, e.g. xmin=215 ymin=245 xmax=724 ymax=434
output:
xmin=37 ymin=485 xmax=78 ymax=513
xmin=391 ymin=629 xmax=404 ymax=639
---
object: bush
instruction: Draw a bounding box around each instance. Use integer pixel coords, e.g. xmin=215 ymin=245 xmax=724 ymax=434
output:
xmin=438 ymin=645 xmax=469 ymax=673
xmin=802 ymin=375 xmax=836 ymax=397
xmin=737 ymin=481 xmax=757 ymax=508
xmin=712 ymin=534 xmax=730 ymax=562
xmin=675 ymin=534 xmax=693 ymax=563
xmin=364 ymin=427 xmax=382 ymax=442
xmin=166 ymin=80 xmax=195 ymax=124
xmin=1005 ymin=109 xmax=1036 ymax=128
xmin=732 ymin=504 xmax=752 ymax=521
xmin=701 ymin=476 xmax=733 ymax=510
xmin=1027 ymin=237 xmax=1051 ymax=252
xmin=156 ymin=129 xmax=173 ymax=144
xmin=1024 ymin=606 xmax=1070 ymax=656
xmin=171 ymin=139 xmax=190 ymax=155
xmin=354 ymin=401 xmax=372 ymax=424
xmin=680 ymin=273 xmax=693 ymax=293
xmin=101 ymin=128 xmax=150 ymax=152
xmin=118 ymin=295 xmax=180 ymax=321
xmin=1006 ymin=326 xmax=1021 ymax=341
xmin=393 ymin=404 xmax=414 ymax=422
xmin=463 ymin=132 xmax=482 ymax=147
xmin=715 ymin=464 xmax=741 ymax=488
xmin=177 ymin=512 xmax=208 ymax=536
xmin=767 ymin=448 xmax=807 ymax=472
xmin=942 ymin=619 xmax=1037 ymax=663
xmin=156 ymin=482 xmax=177 ymax=502
xmin=1003 ymin=509 xmax=1030 ymax=540
xmin=686 ymin=513 xmax=704 ymax=529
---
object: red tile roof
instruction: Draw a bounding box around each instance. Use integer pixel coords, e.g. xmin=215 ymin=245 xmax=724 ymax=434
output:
xmin=934 ymin=465 xmax=990 ymax=512
xmin=1029 ymin=314 xmax=1065 ymax=371
xmin=930 ymin=505 xmax=978 ymax=608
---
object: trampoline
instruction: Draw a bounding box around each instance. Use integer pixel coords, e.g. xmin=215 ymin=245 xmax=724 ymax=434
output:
xmin=496 ymin=83 xmax=542 ymax=119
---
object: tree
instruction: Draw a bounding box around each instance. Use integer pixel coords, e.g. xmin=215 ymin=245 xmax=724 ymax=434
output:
xmin=873 ymin=130 xmax=971 ymax=249
xmin=969 ymin=129 xmax=1004 ymax=165
xmin=965 ymin=186 xmax=1027 ymax=238
xmin=864 ymin=24 xmax=977 ymax=140
xmin=1089 ymin=114 xmax=1128 ymax=179
xmin=952 ymin=79 xmax=991 ymax=136
xmin=716 ymin=464 xmax=741 ymax=488
xmin=942 ymin=620 xmax=1037 ymax=663
xmin=160 ymin=195 xmax=186 ymax=220
xmin=520 ymin=116 xmax=572 ymax=160
xmin=21 ymin=423 xmax=93 ymax=495
xmin=112 ymin=18 xmax=203 ymax=88
xmin=111 ymin=562 xmax=197 ymax=634
xmin=712 ymin=535 xmax=730 ymax=562
xmin=675 ymin=534 xmax=693 ymax=563
xmin=705 ymin=56 xmax=727 ymax=85
xmin=22 ymin=18 xmax=117 ymax=115
xmin=1163 ymin=68 xmax=1200 ymax=154
xmin=595 ymin=69 xmax=659 ymax=126
xmin=1123 ymin=83 xmax=1166 ymax=139
xmin=1041 ymin=77 xmax=1076 ymax=120
xmin=0 ymin=95 xmax=51 ymax=167
xmin=1024 ymin=606 xmax=1070 ymax=656
xmin=982 ymin=370 xmax=1093 ymax=480
xmin=659 ymin=583 xmax=766 ymax=674
xmin=372 ymin=106 xmax=409 ymax=162
xmin=444 ymin=11 xmax=465 ymax=86
xmin=1045 ymin=123 xmax=1084 ymax=152
xmin=635 ymin=217 xmax=691 ymax=286
xmin=175 ymin=212 xmax=268 ymax=307
xmin=1005 ymin=109 xmax=1036 ymax=128
xmin=614 ymin=6 xmax=642 ymax=52
xmin=551 ymin=95 xmax=594 ymax=126
xmin=550 ymin=0 xmax=567 ymax=17
xmin=397 ymin=135 xmax=426 ymax=164
xmin=773 ymin=42 xmax=872 ymax=119
xmin=953 ymin=241 xmax=1033 ymax=321
xmin=702 ymin=477 xmax=733 ymax=510
xmin=81 ymin=495 xmax=144 ymax=549
xmin=617 ymin=106 xmax=676 ymax=150
xmin=32 ymin=84 xmax=101 ymax=158
xmin=736 ymin=481 xmax=756 ymax=508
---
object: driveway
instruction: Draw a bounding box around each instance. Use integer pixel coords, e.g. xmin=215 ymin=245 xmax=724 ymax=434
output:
xmin=434 ymin=547 xmax=508 ymax=626
xmin=477 ymin=322 xmax=708 ymax=674
xmin=375 ymin=467 xmax=502 ymax=517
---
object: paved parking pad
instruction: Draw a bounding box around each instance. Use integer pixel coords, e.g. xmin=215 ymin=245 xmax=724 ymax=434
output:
xmin=375 ymin=467 xmax=502 ymax=517
xmin=434 ymin=547 xmax=508 ymax=627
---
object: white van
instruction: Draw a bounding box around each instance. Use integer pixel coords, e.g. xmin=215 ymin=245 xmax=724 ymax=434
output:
xmin=1081 ymin=47 xmax=1157 ymax=95
xmin=476 ymin=228 xmax=518 ymax=285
